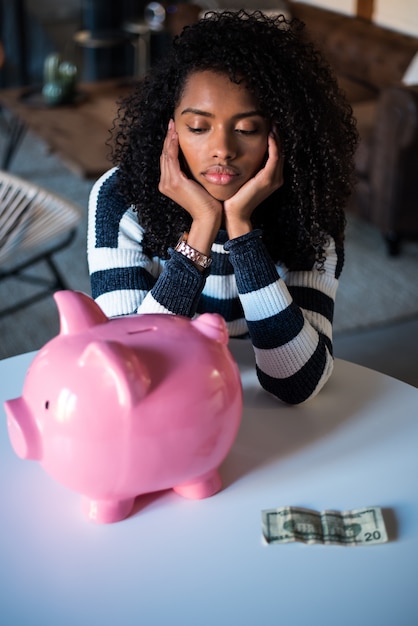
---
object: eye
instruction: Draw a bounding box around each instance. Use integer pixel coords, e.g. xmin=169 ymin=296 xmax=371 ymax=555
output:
xmin=235 ymin=127 xmax=258 ymax=135
xmin=45 ymin=401 xmax=49 ymax=410
xmin=186 ymin=125 xmax=207 ymax=134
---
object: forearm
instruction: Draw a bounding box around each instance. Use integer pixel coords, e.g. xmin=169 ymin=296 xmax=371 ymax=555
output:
xmin=90 ymin=249 xmax=206 ymax=318
xmin=138 ymin=250 xmax=207 ymax=316
xmin=225 ymin=230 xmax=337 ymax=404
xmin=88 ymin=168 xmax=207 ymax=318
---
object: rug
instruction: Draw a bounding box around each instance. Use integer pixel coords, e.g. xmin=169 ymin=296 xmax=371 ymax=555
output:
xmin=335 ymin=215 xmax=418 ymax=334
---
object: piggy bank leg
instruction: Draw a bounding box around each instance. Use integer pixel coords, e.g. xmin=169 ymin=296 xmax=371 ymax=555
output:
xmin=173 ymin=469 xmax=222 ymax=500
xmin=81 ymin=496 xmax=136 ymax=523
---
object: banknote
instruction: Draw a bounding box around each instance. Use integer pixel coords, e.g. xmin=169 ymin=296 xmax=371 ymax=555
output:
xmin=262 ymin=506 xmax=388 ymax=546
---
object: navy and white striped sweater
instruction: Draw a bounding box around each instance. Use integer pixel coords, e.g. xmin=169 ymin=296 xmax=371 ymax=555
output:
xmin=87 ymin=168 xmax=344 ymax=404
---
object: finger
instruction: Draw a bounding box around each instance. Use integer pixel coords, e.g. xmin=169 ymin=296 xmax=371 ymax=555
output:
xmin=270 ymin=123 xmax=282 ymax=150
xmin=265 ymin=132 xmax=284 ymax=184
xmin=253 ymin=134 xmax=279 ymax=182
xmin=160 ymin=126 xmax=183 ymax=185
xmin=268 ymin=132 xmax=281 ymax=162
xmin=160 ymin=124 xmax=181 ymax=194
xmin=161 ymin=119 xmax=179 ymax=160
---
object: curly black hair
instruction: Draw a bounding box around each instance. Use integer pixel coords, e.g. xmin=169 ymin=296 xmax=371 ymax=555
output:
xmin=112 ymin=10 xmax=358 ymax=268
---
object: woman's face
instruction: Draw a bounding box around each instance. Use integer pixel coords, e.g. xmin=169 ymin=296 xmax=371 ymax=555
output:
xmin=173 ymin=70 xmax=270 ymax=201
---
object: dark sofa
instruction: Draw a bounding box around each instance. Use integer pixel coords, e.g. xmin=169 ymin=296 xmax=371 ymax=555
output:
xmin=288 ymin=1 xmax=418 ymax=254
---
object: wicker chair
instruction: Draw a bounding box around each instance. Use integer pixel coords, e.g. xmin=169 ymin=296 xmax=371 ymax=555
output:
xmin=0 ymin=170 xmax=82 ymax=317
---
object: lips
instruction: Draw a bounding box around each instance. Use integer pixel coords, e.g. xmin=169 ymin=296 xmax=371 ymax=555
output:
xmin=201 ymin=165 xmax=240 ymax=185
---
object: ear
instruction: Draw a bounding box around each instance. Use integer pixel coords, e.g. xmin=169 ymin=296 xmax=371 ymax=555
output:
xmin=79 ymin=341 xmax=151 ymax=407
xmin=192 ymin=313 xmax=229 ymax=345
xmin=54 ymin=290 xmax=108 ymax=335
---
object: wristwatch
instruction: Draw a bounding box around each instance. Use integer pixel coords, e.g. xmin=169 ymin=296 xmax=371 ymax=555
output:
xmin=174 ymin=232 xmax=212 ymax=269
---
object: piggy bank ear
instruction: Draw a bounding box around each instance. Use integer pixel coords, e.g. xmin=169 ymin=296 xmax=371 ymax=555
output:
xmin=192 ymin=313 xmax=229 ymax=345
xmin=79 ymin=341 xmax=151 ymax=407
xmin=54 ymin=291 xmax=108 ymax=335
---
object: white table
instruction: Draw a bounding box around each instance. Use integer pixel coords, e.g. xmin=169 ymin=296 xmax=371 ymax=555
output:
xmin=1 ymin=341 xmax=417 ymax=626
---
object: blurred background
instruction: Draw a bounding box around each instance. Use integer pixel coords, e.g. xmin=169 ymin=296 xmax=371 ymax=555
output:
xmin=0 ymin=0 xmax=417 ymax=388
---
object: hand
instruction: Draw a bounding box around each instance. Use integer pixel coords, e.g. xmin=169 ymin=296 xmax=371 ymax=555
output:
xmin=159 ymin=120 xmax=223 ymax=241
xmin=223 ymin=131 xmax=284 ymax=240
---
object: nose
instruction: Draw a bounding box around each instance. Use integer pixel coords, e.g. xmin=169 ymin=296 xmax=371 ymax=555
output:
xmin=210 ymin=127 xmax=237 ymax=160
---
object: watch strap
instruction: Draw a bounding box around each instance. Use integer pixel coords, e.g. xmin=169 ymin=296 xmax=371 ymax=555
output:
xmin=174 ymin=233 xmax=212 ymax=269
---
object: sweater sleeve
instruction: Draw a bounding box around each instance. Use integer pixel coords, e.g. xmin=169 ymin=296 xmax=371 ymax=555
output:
xmin=87 ymin=168 xmax=206 ymax=317
xmin=224 ymin=229 xmax=341 ymax=404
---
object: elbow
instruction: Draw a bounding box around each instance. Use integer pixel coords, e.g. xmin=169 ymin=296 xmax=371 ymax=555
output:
xmin=256 ymin=350 xmax=335 ymax=406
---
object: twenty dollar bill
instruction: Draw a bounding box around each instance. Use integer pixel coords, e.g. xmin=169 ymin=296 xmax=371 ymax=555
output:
xmin=262 ymin=506 xmax=388 ymax=546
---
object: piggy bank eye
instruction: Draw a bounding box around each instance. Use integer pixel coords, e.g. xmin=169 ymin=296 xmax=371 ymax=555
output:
xmin=45 ymin=401 xmax=49 ymax=410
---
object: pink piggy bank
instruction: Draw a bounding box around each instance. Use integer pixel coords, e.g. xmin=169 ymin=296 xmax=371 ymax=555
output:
xmin=4 ymin=291 xmax=242 ymax=523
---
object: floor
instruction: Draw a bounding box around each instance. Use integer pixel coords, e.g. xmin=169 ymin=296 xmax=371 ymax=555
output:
xmin=333 ymin=315 xmax=418 ymax=388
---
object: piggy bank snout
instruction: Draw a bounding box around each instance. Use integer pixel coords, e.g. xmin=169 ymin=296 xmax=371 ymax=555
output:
xmin=4 ymin=398 xmax=42 ymax=461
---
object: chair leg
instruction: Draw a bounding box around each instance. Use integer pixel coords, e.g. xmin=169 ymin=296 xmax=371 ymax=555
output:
xmin=45 ymin=255 xmax=71 ymax=291
xmin=0 ymin=258 xmax=68 ymax=318
xmin=1 ymin=115 xmax=27 ymax=170
xmin=0 ymin=230 xmax=77 ymax=318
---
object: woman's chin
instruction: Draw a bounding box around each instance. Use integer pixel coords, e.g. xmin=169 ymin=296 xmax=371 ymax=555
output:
xmin=203 ymin=184 xmax=240 ymax=202
xmin=212 ymin=192 xmax=234 ymax=202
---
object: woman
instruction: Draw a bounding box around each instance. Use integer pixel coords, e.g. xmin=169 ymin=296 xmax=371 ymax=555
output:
xmin=87 ymin=10 xmax=358 ymax=404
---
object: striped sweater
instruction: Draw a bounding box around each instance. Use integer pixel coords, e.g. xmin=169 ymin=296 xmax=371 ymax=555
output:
xmin=87 ymin=168 xmax=343 ymax=404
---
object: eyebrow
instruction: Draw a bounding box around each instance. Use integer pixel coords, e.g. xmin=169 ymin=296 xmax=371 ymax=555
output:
xmin=180 ymin=107 xmax=264 ymax=119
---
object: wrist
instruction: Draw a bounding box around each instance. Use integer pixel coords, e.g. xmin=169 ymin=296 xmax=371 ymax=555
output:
xmin=225 ymin=218 xmax=252 ymax=241
xmin=187 ymin=217 xmax=221 ymax=256
xmin=174 ymin=232 xmax=212 ymax=271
